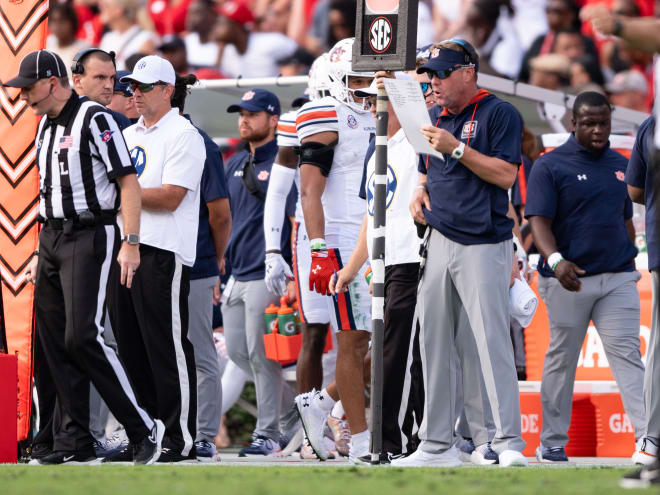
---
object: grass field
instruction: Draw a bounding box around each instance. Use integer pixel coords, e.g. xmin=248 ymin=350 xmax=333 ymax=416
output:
xmin=0 ymin=465 xmax=640 ymax=495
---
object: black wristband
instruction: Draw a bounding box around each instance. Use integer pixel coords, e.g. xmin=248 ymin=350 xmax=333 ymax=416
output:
xmin=613 ymin=18 xmax=624 ymax=37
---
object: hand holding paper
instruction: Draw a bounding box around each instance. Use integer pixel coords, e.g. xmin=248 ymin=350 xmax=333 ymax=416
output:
xmin=382 ymin=78 xmax=444 ymax=161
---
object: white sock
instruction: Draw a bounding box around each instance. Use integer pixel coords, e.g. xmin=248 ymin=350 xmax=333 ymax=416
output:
xmin=314 ymin=388 xmax=335 ymax=413
xmin=351 ymin=429 xmax=370 ymax=447
xmin=331 ymin=401 xmax=345 ymax=419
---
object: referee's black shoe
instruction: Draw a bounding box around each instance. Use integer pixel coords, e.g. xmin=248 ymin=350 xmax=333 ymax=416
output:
xmin=37 ymin=447 xmax=98 ymax=465
xmin=134 ymin=419 xmax=165 ymax=465
xmin=156 ymin=447 xmax=197 ymax=463
xmin=102 ymin=445 xmax=134 ymax=463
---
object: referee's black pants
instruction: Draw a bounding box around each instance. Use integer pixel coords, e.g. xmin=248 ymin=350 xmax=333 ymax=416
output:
xmin=382 ymin=263 xmax=425 ymax=456
xmin=35 ymin=223 xmax=154 ymax=452
xmin=108 ymin=244 xmax=197 ymax=457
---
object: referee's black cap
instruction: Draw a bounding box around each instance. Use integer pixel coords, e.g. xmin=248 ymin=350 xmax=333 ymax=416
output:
xmin=4 ymin=50 xmax=67 ymax=88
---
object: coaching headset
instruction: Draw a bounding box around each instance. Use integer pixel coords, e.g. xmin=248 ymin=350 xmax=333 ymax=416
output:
xmin=71 ymin=48 xmax=116 ymax=75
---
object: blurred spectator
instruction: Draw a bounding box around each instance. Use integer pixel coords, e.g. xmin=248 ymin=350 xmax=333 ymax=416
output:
xmin=461 ymin=0 xmax=524 ymax=79
xmin=158 ymin=35 xmax=190 ymax=73
xmin=276 ymin=48 xmax=316 ymax=76
xmin=606 ymin=70 xmax=649 ymax=112
xmin=108 ymin=69 xmax=140 ymax=121
xmin=214 ymin=0 xmax=297 ymax=78
xmin=432 ymin=0 xmax=468 ymax=41
xmin=511 ymin=0 xmax=548 ymax=51
xmin=184 ymin=0 xmax=221 ymax=69
xmin=553 ymin=28 xmax=587 ymax=60
xmin=99 ymin=0 xmax=159 ymax=69
xmin=147 ymin=0 xmax=193 ymax=35
xmin=519 ymin=0 xmax=598 ymax=82
xmin=529 ymin=53 xmax=571 ymax=90
xmin=570 ymin=54 xmax=605 ymax=89
xmin=327 ymin=0 xmax=357 ymax=50
xmin=47 ymin=3 xmax=90 ymax=76
xmin=256 ymin=0 xmax=290 ymax=34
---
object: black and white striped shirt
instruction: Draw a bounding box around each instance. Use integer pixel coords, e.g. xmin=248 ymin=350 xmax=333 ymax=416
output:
xmin=35 ymin=91 xmax=135 ymax=219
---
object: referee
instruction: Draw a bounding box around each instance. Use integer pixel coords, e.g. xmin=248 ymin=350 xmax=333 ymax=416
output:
xmin=6 ymin=49 xmax=164 ymax=465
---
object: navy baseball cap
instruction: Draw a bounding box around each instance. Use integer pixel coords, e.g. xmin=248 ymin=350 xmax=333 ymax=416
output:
xmin=4 ymin=50 xmax=67 ymax=88
xmin=114 ymin=70 xmax=133 ymax=97
xmin=417 ymin=39 xmax=479 ymax=77
xmin=227 ymin=88 xmax=281 ymax=115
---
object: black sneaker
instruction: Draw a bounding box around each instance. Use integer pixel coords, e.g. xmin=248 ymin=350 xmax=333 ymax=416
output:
xmin=134 ymin=419 xmax=165 ymax=465
xmin=156 ymin=447 xmax=197 ymax=463
xmin=620 ymin=459 xmax=660 ymax=489
xmin=356 ymin=452 xmax=391 ymax=465
xmin=37 ymin=448 xmax=98 ymax=465
xmin=27 ymin=443 xmax=52 ymax=464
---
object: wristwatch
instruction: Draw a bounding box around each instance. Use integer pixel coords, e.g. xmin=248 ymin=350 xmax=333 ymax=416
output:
xmin=122 ymin=234 xmax=140 ymax=245
xmin=451 ymin=141 xmax=466 ymax=160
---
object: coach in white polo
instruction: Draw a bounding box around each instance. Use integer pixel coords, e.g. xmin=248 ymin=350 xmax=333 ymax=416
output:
xmin=106 ymin=55 xmax=206 ymax=463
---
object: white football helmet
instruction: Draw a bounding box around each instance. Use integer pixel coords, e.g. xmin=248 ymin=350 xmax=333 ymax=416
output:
xmin=308 ymin=53 xmax=332 ymax=100
xmin=326 ymin=38 xmax=375 ymax=112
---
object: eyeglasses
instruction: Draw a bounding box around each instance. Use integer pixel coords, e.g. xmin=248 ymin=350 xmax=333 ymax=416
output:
xmin=419 ymin=82 xmax=432 ymax=94
xmin=129 ymin=82 xmax=165 ymax=93
xmin=429 ymin=64 xmax=474 ymax=80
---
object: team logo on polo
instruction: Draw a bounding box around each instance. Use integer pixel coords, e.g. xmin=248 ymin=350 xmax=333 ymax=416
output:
xmin=347 ymin=115 xmax=358 ymax=129
xmin=615 ymin=171 xmax=625 ymax=181
xmin=366 ymin=164 xmax=397 ymax=216
xmin=100 ymin=130 xmax=114 ymax=143
xmin=369 ymin=17 xmax=392 ymax=53
xmin=461 ymin=121 xmax=477 ymax=140
xmin=130 ymin=146 xmax=146 ymax=177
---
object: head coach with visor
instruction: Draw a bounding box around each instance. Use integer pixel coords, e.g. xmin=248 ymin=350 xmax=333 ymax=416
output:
xmin=403 ymin=39 xmax=526 ymax=467
xmin=6 ymin=49 xmax=164 ymax=465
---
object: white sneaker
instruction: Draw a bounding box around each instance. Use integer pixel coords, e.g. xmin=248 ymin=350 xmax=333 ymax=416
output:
xmin=499 ymin=449 xmax=528 ymax=467
xmin=390 ymin=446 xmax=462 ymax=467
xmin=294 ymin=390 xmax=328 ymax=460
xmin=632 ymin=437 xmax=658 ymax=466
xmin=470 ymin=443 xmax=498 ymax=465
xmin=348 ymin=433 xmax=370 ymax=464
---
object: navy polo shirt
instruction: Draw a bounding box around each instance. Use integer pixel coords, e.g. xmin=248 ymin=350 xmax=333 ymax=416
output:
xmin=110 ymin=109 xmax=132 ymax=130
xmin=186 ymin=116 xmax=229 ymax=281
xmin=626 ymin=116 xmax=657 ymax=270
xmin=418 ymin=91 xmax=521 ymax=245
xmin=525 ymin=134 xmax=637 ymax=278
xmin=225 ymin=139 xmax=296 ymax=281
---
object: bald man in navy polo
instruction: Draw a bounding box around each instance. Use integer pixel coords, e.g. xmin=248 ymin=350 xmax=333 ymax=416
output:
xmin=526 ymin=91 xmax=645 ymax=463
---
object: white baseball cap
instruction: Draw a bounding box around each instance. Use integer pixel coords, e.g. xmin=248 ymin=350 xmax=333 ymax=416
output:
xmin=120 ymin=55 xmax=175 ymax=85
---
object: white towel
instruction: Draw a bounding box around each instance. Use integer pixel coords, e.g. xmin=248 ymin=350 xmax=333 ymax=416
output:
xmin=509 ymin=277 xmax=538 ymax=328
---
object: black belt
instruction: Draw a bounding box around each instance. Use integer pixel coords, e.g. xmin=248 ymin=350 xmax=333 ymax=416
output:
xmin=40 ymin=211 xmax=117 ymax=230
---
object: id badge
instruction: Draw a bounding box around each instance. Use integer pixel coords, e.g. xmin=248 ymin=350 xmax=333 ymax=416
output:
xmin=220 ymin=276 xmax=235 ymax=305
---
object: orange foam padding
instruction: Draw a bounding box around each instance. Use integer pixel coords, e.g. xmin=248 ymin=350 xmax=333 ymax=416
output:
xmin=0 ymin=354 xmax=18 ymax=463
xmin=520 ymin=384 xmax=635 ymax=457
xmin=524 ymin=271 xmax=652 ymax=381
xmin=0 ymin=0 xmax=48 ymax=442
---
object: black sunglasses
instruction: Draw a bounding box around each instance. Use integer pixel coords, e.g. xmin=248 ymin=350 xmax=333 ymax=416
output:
xmin=429 ymin=64 xmax=474 ymax=80
xmin=420 ymin=82 xmax=432 ymax=94
xmin=129 ymin=81 xmax=166 ymax=93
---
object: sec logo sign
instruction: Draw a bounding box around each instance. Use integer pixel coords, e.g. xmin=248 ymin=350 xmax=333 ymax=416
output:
xmin=365 ymin=0 xmax=399 ymax=13
xmin=369 ymin=17 xmax=393 ymax=53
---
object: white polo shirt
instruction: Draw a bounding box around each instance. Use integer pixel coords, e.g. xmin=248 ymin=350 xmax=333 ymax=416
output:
xmin=364 ymin=128 xmax=421 ymax=266
xmin=121 ymin=108 xmax=205 ymax=266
